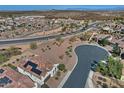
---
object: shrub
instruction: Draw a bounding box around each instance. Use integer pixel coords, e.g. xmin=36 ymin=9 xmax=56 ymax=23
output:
xmin=58 ymin=64 xmax=66 ymax=71
xmin=55 ymin=77 xmax=59 ymax=80
xmin=102 ymin=83 xmax=108 ymax=88
xmin=0 ymin=54 xmax=8 ymax=64
xmin=112 ymin=43 xmax=121 ymax=56
xmin=30 ymin=42 xmax=37 ymax=50
xmin=7 ymin=63 xmax=17 ymax=70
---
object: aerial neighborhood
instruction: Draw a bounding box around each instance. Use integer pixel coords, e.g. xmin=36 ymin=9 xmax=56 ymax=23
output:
xmin=0 ymin=10 xmax=124 ymax=88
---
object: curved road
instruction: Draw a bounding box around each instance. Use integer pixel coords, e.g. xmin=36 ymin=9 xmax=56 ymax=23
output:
xmin=0 ymin=22 xmax=104 ymax=88
xmin=63 ymin=45 xmax=109 ymax=88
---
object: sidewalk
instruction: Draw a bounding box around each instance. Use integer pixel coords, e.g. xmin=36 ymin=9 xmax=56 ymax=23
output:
xmin=57 ymin=71 xmax=71 ymax=88
xmin=85 ymin=70 xmax=94 ymax=88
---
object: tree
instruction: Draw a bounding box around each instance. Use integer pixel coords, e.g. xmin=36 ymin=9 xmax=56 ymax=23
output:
xmin=58 ymin=64 xmax=66 ymax=71
xmin=112 ymin=43 xmax=121 ymax=56
xmin=98 ymin=38 xmax=110 ymax=46
xmin=107 ymin=56 xmax=122 ymax=79
xmin=96 ymin=56 xmax=123 ymax=79
xmin=30 ymin=42 xmax=37 ymax=50
xmin=96 ymin=61 xmax=108 ymax=76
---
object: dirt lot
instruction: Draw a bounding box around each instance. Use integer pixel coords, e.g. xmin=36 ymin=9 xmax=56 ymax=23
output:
xmin=28 ymin=36 xmax=84 ymax=87
xmin=1 ymin=11 xmax=124 ymax=20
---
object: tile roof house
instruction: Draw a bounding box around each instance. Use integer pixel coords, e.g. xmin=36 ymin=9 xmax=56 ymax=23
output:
xmin=0 ymin=67 xmax=35 ymax=88
xmin=17 ymin=55 xmax=59 ymax=87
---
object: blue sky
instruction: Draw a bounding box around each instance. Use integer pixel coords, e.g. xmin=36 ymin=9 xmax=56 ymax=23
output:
xmin=0 ymin=5 xmax=124 ymax=11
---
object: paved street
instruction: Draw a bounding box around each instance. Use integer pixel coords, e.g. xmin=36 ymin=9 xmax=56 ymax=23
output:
xmin=0 ymin=22 xmax=100 ymax=45
xmin=63 ymin=45 xmax=109 ymax=88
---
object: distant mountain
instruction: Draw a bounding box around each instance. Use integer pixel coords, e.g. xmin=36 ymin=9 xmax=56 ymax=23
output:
xmin=66 ymin=7 xmax=124 ymax=11
xmin=0 ymin=5 xmax=124 ymax=11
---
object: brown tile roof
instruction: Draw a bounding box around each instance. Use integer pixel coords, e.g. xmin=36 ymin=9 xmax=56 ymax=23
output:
xmin=0 ymin=67 xmax=34 ymax=88
xmin=19 ymin=55 xmax=53 ymax=78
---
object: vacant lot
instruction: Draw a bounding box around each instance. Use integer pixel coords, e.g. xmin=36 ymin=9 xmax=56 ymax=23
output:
xmin=0 ymin=10 xmax=124 ymax=20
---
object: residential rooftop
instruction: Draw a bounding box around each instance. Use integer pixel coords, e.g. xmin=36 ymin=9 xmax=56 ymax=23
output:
xmin=0 ymin=67 xmax=34 ymax=88
xmin=18 ymin=55 xmax=53 ymax=78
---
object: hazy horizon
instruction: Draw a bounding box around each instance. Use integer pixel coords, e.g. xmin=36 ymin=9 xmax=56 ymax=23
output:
xmin=0 ymin=5 xmax=124 ymax=11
